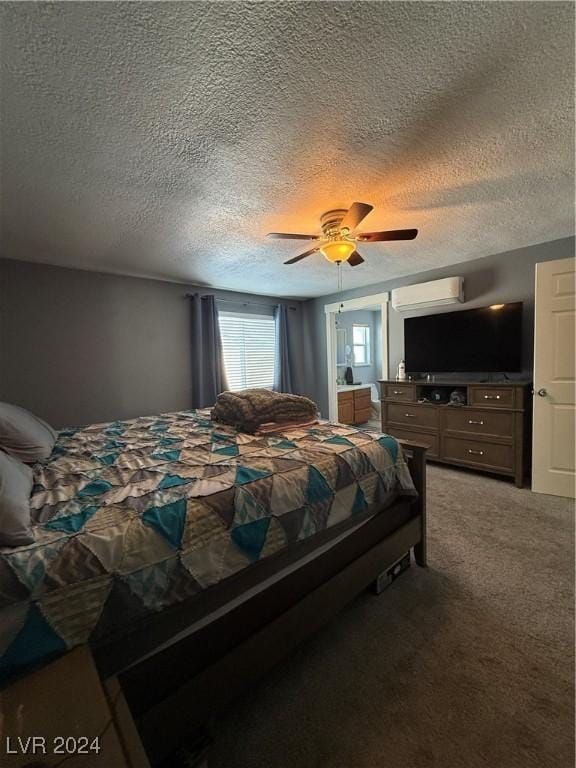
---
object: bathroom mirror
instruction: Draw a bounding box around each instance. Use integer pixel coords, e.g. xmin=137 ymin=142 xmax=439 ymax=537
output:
xmin=336 ymin=328 xmax=347 ymax=366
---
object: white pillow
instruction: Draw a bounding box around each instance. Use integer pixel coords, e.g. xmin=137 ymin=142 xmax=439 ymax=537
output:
xmin=0 ymin=450 xmax=34 ymax=547
xmin=0 ymin=402 xmax=57 ymax=463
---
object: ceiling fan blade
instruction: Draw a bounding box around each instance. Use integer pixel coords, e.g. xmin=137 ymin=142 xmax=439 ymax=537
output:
xmin=284 ymin=246 xmax=320 ymax=265
xmin=340 ymin=202 xmax=374 ymax=232
xmin=357 ymin=228 xmax=418 ymax=242
xmin=347 ymin=250 xmax=365 ymax=267
xmin=267 ymin=232 xmax=318 ymax=240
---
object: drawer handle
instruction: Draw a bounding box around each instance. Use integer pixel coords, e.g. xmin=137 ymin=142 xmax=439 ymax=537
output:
xmin=393 ymin=390 xmax=404 ymax=395
xmin=404 ymin=413 xmax=416 ymax=418
xmin=468 ymin=420 xmax=484 ymax=425
xmin=467 ymin=449 xmax=484 ymax=456
xmin=483 ymin=394 xmax=501 ymax=400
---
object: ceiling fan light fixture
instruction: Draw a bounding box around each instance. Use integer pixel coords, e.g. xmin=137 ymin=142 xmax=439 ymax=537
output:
xmin=320 ymin=240 xmax=356 ymax=263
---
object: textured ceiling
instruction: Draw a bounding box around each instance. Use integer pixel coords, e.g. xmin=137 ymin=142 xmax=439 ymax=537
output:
xmin=0 ymin=2 xmax=574 ymax=298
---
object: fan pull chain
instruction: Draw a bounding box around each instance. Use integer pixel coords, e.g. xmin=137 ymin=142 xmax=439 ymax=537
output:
xmin=337 ymin=261 xmax=342 ymax=293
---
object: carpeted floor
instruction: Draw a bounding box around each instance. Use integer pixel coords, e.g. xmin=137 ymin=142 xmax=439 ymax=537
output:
xmin=209 ymin=465 xmax=574 ymax=768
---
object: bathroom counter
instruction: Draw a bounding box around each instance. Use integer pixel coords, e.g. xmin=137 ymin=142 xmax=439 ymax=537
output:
xmin=337 ymin=384 xmax=369 ymax=392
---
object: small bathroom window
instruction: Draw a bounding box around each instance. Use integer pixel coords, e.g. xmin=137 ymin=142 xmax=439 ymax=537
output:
xmin=352 ymin=324 xmax=371 ymax=365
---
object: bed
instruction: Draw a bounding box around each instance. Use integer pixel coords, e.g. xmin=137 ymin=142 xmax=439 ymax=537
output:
xmin=0 ymin=409 xmax=427 ymax=763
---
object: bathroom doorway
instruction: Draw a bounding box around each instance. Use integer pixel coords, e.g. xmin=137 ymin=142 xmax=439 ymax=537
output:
xmin=324 ymin=292 xmax=389 ymax=425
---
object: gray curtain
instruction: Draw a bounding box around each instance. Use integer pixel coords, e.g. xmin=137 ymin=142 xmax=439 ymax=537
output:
xmin=273 ymin=303 xmax=293 ymax=393
xmin=189 ymin=294 xmax=228 ymax=408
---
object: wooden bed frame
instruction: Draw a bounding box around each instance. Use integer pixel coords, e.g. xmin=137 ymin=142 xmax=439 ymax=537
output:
xmin=98 ymin=440 xmax=428 ymax=765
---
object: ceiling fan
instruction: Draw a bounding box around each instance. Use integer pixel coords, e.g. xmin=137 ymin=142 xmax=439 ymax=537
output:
xmin=267 ymin=202 xmax=418 ymax=267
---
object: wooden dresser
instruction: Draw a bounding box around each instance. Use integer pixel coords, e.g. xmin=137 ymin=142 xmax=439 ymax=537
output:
xmin=380 ymin=380 xmax=531 ymax=486
xmin=338 ymin=386 xmax=371 ymax=425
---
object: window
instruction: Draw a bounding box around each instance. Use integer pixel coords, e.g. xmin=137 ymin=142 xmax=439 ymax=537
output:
xmin=218 ymin=311 xmax=276 ymax=391
xmin=352 ymin=324 xmax=371 ymax=365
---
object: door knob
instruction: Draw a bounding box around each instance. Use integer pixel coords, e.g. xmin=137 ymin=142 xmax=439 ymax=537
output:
xmin=537 ymin=388 xmax=548 ymax=397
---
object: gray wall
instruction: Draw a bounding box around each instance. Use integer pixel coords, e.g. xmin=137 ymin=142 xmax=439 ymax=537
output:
xmin=0 ymin=259 xmax=308 ymax=427
xmin=302 ymin=236 xmax=575 ymax=416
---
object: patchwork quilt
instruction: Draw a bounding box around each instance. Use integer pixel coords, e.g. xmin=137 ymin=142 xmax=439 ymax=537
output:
xmin=0 ymin=410 xmax=415 ymax=680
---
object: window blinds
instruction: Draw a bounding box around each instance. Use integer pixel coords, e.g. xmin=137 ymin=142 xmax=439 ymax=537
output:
xmin=218 ymin=312 xmax=276 ymax=391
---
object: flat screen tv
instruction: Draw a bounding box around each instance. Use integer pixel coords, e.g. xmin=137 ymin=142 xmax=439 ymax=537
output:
xmin=404 ymin=302 xmax=523 ymax=373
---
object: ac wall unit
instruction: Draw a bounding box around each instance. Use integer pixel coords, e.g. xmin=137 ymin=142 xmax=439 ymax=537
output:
xmin=391 ymin=276 xmax=464 ymax=312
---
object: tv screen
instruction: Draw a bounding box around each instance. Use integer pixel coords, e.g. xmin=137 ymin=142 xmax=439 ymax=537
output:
xmin=404 ymin=302 xmax=523 ymax=373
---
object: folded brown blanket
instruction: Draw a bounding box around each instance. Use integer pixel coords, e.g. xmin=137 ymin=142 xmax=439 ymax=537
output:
xmin=211 ymin=389 xmax=319 ymax=434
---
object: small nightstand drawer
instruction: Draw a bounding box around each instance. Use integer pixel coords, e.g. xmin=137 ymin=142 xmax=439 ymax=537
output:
xmin=383 ymin=383 xmax=416 ymax=401
xmin=444 ymin=408 xmax=513 ymax=438
xmin=469 ymin=386 xmax=515 ymax=408
xmin=338 ymin=390 xmax=354 ymax=403
xmin=388 ymin=402 xmax=439 ymax=429
xmin=443 ymin=436 xmax=514 ymax=471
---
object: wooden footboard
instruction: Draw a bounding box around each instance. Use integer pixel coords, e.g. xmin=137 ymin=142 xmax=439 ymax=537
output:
xmin=399 ymin=439 xmax=428 ymax=566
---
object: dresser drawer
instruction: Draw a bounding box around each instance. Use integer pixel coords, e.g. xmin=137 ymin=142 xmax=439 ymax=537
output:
xmin=387 ymin=427 xmax=439 ymax=458
xmin=388 ymin=402 xmax=439 ymax=429
xmin=444 ymin=408 xmax=514 ymax=438
xmin=383 ymin=383 xmax=416 ymax=402
xmin=442 ymin=436 xmax=514 ymax=471
xmin=468 ymin=386 xmax=515 ymax=409
xmin=338 ymin=390 xmax=353 ymax=403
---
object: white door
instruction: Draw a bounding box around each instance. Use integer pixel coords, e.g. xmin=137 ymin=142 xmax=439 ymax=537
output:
xmin=532 ymin=256 xmax=576 ymax=497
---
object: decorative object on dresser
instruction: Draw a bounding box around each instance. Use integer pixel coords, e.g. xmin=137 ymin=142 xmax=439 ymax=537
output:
xmin=338 ymin=386 xmax=372 ymax=425
xmin=380 ymin=380 xmax=531 ymax=487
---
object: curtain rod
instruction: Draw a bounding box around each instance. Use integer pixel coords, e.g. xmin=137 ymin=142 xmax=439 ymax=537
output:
xmin=185 ymin=294 xmax=297 ymax=310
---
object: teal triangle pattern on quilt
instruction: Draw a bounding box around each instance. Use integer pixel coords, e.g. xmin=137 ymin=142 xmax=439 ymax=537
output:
xmin=158 ymin=474 xmax=193 ymax=490
xmin=44 ymin=505 xmax=99 ymax=533
xmin=96 ymin=453 xmax=119 ymax=466
xmin=7 ymin=537 xmax=70 ymax=592
xmin=235 ymin=466 xmax=271 ymax=485
xmin=124 ymin=558 xmax=180 ymax=611
xmin=58 ymin=428 xmax=78 ymax=437
xmin=378 ymin=435 xmax=399 ymax=462
xmin=306 ymin=466 xmax=333 ymax=504
xmin=214 ymin=444 xmax=239 ymax=457
xmin=325 ymin=436 xmax=354 ymax=446
xmin=212 ymin=432 xmax=233 ymax=443
xmin=77 ymin=479 xmax=113 ymax=498
xmin=274 ymin=439 xmax=297 ymax=450
xmin=159 ymin=437 xmax=181 ymax=446
xmin=104 ymin=439 xmax=124 ymax=449
xmin=352 ymin=484 xmax=367 ymax=514
xmin=48 ymin=445 xmax=66 ymax=459
xmin=231 ymin=517 xmax=271 ymax=561
xmin=143 ymin=498 xmax=187 ymax=549
xmin=105 ymin=424 xmax=125 ymax=436
xmin=0 ymin=604 xmax=67 ymax=677
xmin=151 ymin=449 xmax=181 ymax=462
